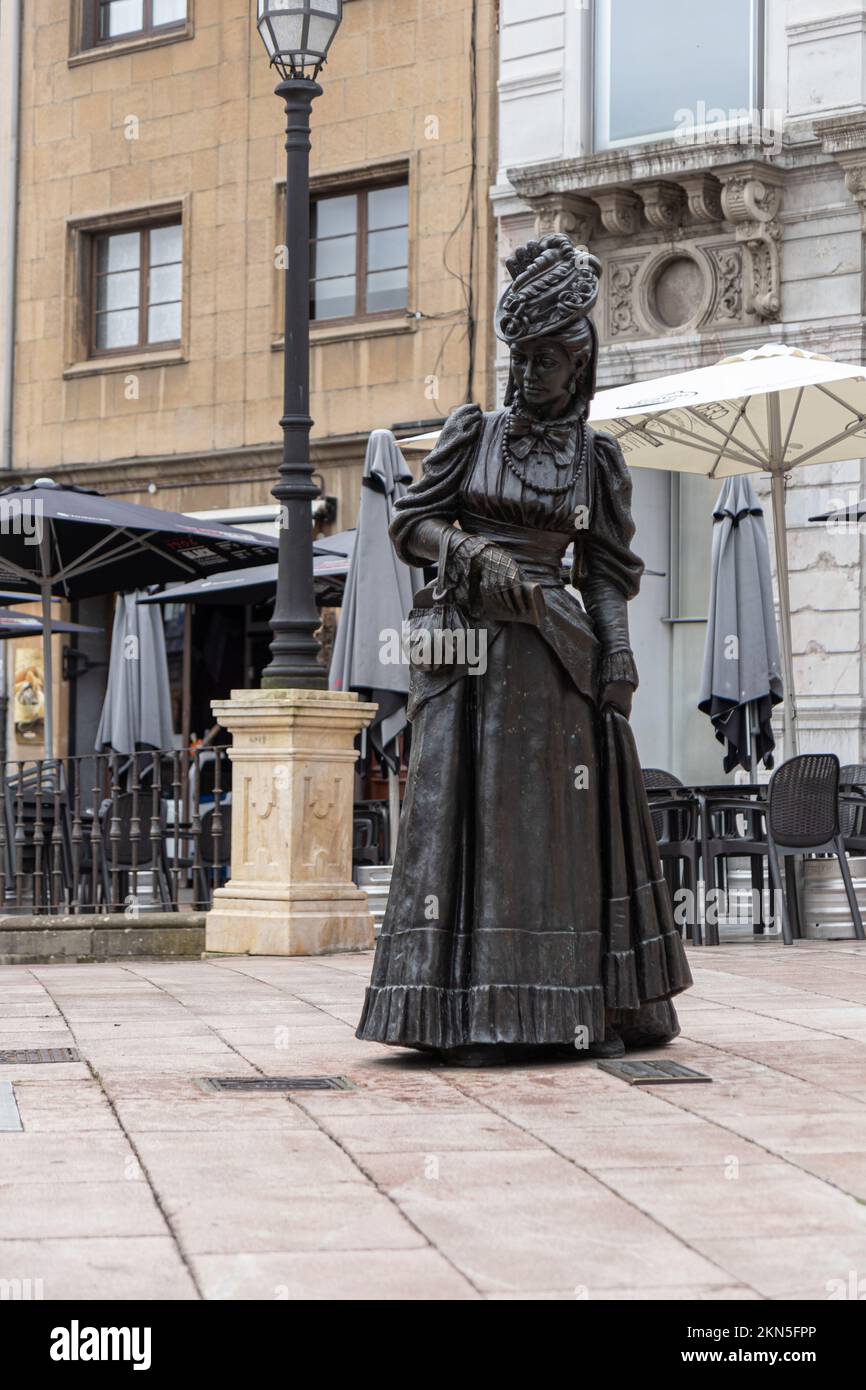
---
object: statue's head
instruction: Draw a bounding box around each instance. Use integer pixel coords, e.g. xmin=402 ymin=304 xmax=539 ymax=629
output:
xmin=495 ymin=235 xmax=601 ymax=419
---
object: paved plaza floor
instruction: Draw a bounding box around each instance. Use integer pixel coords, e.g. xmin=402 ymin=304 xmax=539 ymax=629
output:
xmin=1 ymin=941 xmax=866 ymax=1301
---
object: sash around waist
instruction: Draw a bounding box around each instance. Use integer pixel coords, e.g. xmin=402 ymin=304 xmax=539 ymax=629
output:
xmin=459 ymin=510 xmax=572 ymax=583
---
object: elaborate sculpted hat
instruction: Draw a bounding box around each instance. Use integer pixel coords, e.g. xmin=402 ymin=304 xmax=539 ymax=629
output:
xmin=495 ymin=234 xmax=602 ymax=346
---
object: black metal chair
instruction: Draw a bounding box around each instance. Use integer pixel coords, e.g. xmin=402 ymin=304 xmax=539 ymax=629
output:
xmin=699 ymin=790 xmax=769 ymax=946
xmin=840 ymin=763 xmax=866 ymax=855
xmin=642 ymin=769 xmax=702 ymax=944
xmin=766 ymin=753 xmax=865 ymax=946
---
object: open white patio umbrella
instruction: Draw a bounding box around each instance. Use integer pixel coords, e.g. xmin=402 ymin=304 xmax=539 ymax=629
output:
xmin=587 ymin=344 xmax=866 ymax=755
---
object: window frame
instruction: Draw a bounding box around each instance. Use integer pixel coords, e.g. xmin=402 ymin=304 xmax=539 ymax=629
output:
xmin=309 ymin=180 xmax=410 ymax=327
xmin=87 ymin=218 xmax=183 ymax=360
xmin=592 ymin=0 xmax=765 ymax=152
xmin=87 ymin=0 xmax=187 ymax=47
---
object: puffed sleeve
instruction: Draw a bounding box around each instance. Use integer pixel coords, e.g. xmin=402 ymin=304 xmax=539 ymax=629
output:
xmin=572 ymin=429 xmax=645 ymax=688
xmin=389 ymin=403 xmax=483 ymax=567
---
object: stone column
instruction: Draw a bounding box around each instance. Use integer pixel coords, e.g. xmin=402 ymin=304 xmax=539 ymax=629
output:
xmin=205 ymin=689 xmax=379 ymax=956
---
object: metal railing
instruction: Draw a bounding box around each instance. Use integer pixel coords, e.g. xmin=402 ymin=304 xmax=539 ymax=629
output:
xmin=0 ymin=747 xmax=232 ymax=916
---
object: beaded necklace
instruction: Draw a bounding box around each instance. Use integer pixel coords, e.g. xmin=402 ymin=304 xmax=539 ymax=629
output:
xmin=501 ymin=407 xmax=588 ymax=498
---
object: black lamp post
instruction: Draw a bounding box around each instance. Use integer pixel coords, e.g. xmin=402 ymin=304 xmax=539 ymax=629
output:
xmin=256 ymin=1 xmax=343 ymax=688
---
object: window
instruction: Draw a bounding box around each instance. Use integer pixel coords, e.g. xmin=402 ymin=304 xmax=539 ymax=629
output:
xmin=310 ymin=183 xmax=409 ymax=322
xmin=90 ymin=221 xmax=182 ymax=354
xmin=87 ymin=0 xmax=187 ymax=46
xmin=594 ymin=0 xmax=761 ymax=150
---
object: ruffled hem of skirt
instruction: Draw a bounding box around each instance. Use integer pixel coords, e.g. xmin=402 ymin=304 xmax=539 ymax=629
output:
xmin=602 ymin=876 xmax=693 ymax=1010
xmin=355 ymin=982 xmax=605 ymax=1049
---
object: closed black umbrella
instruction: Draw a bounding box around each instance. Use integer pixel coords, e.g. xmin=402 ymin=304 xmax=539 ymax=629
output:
xmin=698 ymin=476 xmax=783 ymax=774
xmin=0 ymin=478 xmax=277 ymax=758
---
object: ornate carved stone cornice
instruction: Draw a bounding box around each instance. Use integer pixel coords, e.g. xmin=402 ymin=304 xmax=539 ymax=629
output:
xmin=815 ymin=114 xmax=866 ymax=229
xmin=529 ymin=192 xmax=597 ymax=246
xmin=717 ymin=161 xmax=784 ymax=320
xmin=507 ymin=142 xmax=784 ymax=327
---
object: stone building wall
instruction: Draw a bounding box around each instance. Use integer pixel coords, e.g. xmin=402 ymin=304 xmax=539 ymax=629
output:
xmin=10 ymin=0 xmax=497 ymax=517
xmin=493 ymin=0 xmax=866 ymax=777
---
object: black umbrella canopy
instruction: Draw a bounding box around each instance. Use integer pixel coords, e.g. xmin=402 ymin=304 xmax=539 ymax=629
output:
xmin=0 ymin=478 xmax=278 ymax=759
xmin=0 ymin=589 xmax=58 ymax=605
xmin=0 ymin=609 xmax=102 ymax=639
xmin=0 ymin=478 xmax=278 ymax=600
xmin=136 ymin=531 xmax=356 ymax=608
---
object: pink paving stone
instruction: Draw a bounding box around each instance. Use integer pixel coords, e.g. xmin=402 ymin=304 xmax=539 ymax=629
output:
xmin=2 ymin=941 xmax=866 ymax=1299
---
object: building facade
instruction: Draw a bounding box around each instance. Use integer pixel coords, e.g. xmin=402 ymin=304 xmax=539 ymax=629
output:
xmin=1 ymin=0 xmax=497 ymax=755
xmin=493 ymin=0 xmax=866 ymax=779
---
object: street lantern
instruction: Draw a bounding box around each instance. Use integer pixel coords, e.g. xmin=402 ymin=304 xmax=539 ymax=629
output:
xmin=257 ymin=1 xmax=343 ymax=79
xmin=254 ymin=1 xmax=343 ymax=688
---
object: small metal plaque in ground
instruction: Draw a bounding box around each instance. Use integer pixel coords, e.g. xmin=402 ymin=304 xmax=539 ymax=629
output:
xmin=0 ymin=1048 xmax=80 ymax=1065
xmin=0 ymin=1083 xmax=22 ymax=1132
xmin=597 ymin=1059 xmax=712 ymax=1085
xmin=197 ymin=1076 xmax=355 ymax=1094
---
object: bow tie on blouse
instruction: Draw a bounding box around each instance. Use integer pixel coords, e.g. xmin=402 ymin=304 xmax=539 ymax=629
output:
xmin=507 ymin=410 xmax=582 ymax=465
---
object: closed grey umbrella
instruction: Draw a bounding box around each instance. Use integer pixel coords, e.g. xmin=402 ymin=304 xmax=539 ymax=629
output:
xmin=698 ymin=476 xmax=783 ymax=775
xmin=329 ymin=431 xmax=422 ymax=841
xmin=96 ymin=592 xmax=174 ymax=754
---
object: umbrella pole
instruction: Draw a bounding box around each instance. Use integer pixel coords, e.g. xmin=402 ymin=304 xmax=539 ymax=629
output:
xmin=769 ymin=469 xmax=798 ymax=758
xmin=748 ymin=700 xmax=758 ymax=782
xmin=387 ymin=766 xmax=401 ymax=863
xmin=40 ymin=574 xmax=54 ymax=764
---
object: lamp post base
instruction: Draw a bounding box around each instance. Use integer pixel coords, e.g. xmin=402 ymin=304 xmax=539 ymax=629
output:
xmin=205 ymin=688 xmax=378 ymax=957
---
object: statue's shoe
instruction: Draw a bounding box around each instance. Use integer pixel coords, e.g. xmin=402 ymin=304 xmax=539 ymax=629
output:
xmin=588 ymin=1030 xmax=626 ymax=1059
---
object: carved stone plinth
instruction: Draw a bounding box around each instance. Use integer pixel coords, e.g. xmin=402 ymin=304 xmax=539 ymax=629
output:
xmin=205 ymin=688 xmax=379 ymax=956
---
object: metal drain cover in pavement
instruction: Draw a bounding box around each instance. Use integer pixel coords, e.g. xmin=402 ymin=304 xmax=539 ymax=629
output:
xmin=597 ymin=1059 xmax=712 ymax=1085
xmin=197 ymin=1076 xmax=355 ymax=1094
xmin=0 ymin=1048 xmax=80 ymax=1065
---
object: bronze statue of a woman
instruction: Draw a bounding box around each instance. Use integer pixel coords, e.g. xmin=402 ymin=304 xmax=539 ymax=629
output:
xmin=356 ymin=236 xmax=692 ymax=1064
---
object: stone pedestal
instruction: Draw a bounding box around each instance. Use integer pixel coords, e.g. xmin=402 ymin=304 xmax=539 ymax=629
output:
xmin=205 ymin=689 xmax=379 ymax=956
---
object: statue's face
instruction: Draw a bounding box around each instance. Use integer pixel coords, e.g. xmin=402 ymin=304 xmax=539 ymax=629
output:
xmin=510 ymin=335 xmax=591 ymax=415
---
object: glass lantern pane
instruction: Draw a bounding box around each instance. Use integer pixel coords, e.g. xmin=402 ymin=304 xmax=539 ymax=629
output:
xmin=307 ymin=14 xmax=337 ymax=54
xmin=317 ymin=0 xmax=341 ymax=15
xmin=152 ymin=0 xmax=187 ymax=26
xmin=271 ymin=15 xmax=305 ymax=50
xmin=258 ymin=20 xmax=276 ymax=57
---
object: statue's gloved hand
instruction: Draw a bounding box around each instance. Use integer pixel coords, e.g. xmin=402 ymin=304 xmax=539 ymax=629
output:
xmin=600 ymin=679 xmax=633 ymax=719
xmin=475 ymin=543 xmax=522 ymax=609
